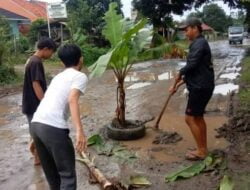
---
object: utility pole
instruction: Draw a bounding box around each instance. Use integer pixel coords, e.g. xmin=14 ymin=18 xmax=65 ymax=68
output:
xmin=46 ymin=2 xmax=51 ymax=38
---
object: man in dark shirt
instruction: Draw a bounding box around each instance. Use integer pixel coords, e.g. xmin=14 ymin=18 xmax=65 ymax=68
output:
xmin=22 ymin=37 xmax=57 ymax=165
xmin=169 ymin=18 xmax=215 ymax=160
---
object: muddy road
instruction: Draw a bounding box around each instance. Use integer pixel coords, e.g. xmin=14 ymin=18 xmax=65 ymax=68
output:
xmin=0 ymin=39 xmax=249 ymax=190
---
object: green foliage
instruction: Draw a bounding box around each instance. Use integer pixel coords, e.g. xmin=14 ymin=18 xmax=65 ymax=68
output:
xmin=187 ymin=4 xmax=233 ymax=33
xmin=0 ymin=64 xmax=19 ymax=85
xmin=165 ymin=156 xmax=212 ymax=182
xmin=146 ymin=33 xmax=188 ymax=59
xmin=17 ymin=36 xmax=30 ymax=53
xmin=0 ymin=16 xmax=12 ymax=66
xmin=129 ymin=176 xmax=152 ymax=187
xmin=87 ymin=134 xmax=136 ymax=162
xmin=219 ymin=175 xmax=234 ymax=190
xmin=102 ymin=2 xmax=123 ymax=48
xmin=0 ymin=16 xmax=12 ymax=40
xmin=27 ymin=19 xmax=46 ymax=45
xmin=71 ymin=28 xmax=108 ymax=67
xmin=239 ymin=55 xmax=250 ymax=108
xmin=0 ymin=15 xmax=19 ymax=84
xmin=90 ymin=2 xmax=151 ymax=78
xmin=165 ymin=154 xmax=226 ymax=183
xmin=67 ymin=0 xmax=123 ymax=47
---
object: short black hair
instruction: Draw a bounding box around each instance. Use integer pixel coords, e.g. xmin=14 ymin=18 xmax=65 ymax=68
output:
xmin=37 ymin=37 xmax=57 ymax=51
xmin=58 ymin=44 xmax=82 ymax=68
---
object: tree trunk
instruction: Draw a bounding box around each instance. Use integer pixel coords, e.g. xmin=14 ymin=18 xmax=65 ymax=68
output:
xmin=116 ymin=79 xmax=126 ymax=126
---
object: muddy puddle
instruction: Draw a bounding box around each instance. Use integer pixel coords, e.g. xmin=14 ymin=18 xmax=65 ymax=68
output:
xmin=0 ymin=104 xmax=15 ymax=126
xmin=122 ymin=113 xmax=228 ymax=163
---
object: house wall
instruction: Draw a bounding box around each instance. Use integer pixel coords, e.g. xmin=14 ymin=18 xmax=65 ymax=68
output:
xmin=8 ymin=20 xmax=30 ymax=38
xmin=9 ymin=20 xmax=19 ymax=38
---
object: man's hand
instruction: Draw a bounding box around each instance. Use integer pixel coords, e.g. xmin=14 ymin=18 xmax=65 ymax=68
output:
xmin=175 ymin=72 xmax=182 ymax=83
xmin=169 ymin=79 xmax=185 ymax=95
xmin=75 ymin=131 xmax=87 ymax=153
xmin=169 ymin=85 xmax=178 ymax=95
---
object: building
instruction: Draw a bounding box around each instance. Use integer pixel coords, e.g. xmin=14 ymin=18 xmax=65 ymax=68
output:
xmin=0 ymin=0 xmax=47 ymax=37
xmin=0 ymin=8 xmax=30 ymax=37
xmin=0 ymin=0 xmax=47 ymax=21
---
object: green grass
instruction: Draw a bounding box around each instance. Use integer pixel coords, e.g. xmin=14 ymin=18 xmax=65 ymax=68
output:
xmin=239 ymin=52 xmax=250 ymax=108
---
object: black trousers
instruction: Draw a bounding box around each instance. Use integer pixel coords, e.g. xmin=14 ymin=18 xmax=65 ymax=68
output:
xmin=30 ymin=122 xmax=76 ymax=190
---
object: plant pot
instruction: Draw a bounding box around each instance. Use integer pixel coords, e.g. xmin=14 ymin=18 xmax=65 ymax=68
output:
xmin=106 ymin=120 xmax=146 ymax=141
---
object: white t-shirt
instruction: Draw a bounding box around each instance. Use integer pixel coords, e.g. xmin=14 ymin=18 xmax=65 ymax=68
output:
xmin=32 ymin=68 xmax=88 ymax=129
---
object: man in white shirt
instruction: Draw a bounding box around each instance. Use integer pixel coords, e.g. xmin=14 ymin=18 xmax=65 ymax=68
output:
xmin=30 ymin=44 xmax=88 ymax=190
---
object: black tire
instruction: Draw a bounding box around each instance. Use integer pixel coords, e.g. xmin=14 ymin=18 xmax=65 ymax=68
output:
xmin=229 ymin=41 xmax=232 ymax=45
xmin=106 ymin=123 xmax=146 ymax=140
xmin=240 ymin=40 xmax=243 ymax=45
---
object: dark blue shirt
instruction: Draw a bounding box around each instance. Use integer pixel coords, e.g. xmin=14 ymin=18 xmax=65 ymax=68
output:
xmin=180 ymin=35 xmax=215 ymax=90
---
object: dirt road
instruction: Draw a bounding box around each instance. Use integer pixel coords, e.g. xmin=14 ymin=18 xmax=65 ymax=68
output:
xmin=0 ymin=39 xmax=249 ymax=190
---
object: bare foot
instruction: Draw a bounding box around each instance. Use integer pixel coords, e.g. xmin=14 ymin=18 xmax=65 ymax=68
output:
xmin=185 ymin=150 xmax=207 ymax=161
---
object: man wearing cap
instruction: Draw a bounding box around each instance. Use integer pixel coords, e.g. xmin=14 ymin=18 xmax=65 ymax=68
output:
xmin=169 ymin=18 xmax=215 ymax=160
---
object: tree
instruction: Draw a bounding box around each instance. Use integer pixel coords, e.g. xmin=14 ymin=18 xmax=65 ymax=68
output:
xmin=67 ymin=0 xmax=123 ymax=46
xmin=0 ymin=15 xmax=12 ymax=66
xmin=187 ymin=4 xmax=233 ymax=33
xmin=132 ymin=0 xmax=195 ymax=28
xmin=27 ymin=19 xmax=46 ymax=45
xmin=238 ymin=1 xmax=250 ymax=27
xmin=203 ymin=4 xmax=233 ymax=32
xmin=132 ymin=0 xmax=240 ymax=29
xmin=90 ymin=3 xmax=151 ymax=126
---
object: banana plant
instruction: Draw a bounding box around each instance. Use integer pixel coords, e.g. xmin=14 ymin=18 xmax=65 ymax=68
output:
xmin=90 ymin=2 xmax=152 ymax=126
xmin=148 ymin=33 xmax=188 ymax=59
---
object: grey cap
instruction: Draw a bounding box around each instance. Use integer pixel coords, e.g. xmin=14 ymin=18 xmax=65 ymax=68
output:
xmin=179 ymin=17 xmax=202 ymax=29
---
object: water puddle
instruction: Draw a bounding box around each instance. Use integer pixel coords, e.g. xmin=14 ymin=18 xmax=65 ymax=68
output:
xmin=158 ymin=71 xmax=174 ymax=81
xmin=178 ymin=61 xmax=186 ymax=67
xmin=220 ymin=73 xmax=240 ymax=80
xmin=0 ymin=105 xmax=13 ymax=126
xmin=213 ymin=83 xmax=239 ymax=95
xmin=225 ymin=66 xmax=241 ymax=72
xmin=127 ymin=82 xmax=152 ymax=90
xmin=122 ymin=113 xmax=228 ymax=163
xmin=124 ymin=72 xmax=156 ymax=82
xmin=132 ymin=62 xmax=153 ymax=69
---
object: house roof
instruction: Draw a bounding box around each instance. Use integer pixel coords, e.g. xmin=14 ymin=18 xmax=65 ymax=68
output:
xmin=202 ymin=23 xmax=214 ymax=31
xmin=0 ymin=8 xmax=29 ymax=20
xmin=0 ymin=0 xmax=47 ymax=21
xmin=177 ymin=23 xmax=215 ymax=32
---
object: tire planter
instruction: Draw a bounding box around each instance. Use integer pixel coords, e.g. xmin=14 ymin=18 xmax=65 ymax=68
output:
xmin=106 ymin=122 xmax=146 ymax=141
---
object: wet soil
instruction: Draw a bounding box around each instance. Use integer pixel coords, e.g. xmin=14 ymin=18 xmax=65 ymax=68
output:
xmin=0 ymin=39 xmax=250 ymax=190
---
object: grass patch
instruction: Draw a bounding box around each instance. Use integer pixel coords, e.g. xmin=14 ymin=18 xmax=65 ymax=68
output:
xmin=0 ymin=65 xmax=23 ymax=85
xmin=240 ymin=56 xmax=250 ymax=83
xmin=239 ymin=50 xmax=250 ymax=108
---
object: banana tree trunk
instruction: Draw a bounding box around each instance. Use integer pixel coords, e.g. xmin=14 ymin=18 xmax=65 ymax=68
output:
xmin=116 ymin=79 xmax=126 ymax=126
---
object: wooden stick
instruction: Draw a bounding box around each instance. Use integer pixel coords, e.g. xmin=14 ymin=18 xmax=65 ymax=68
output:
xmin=154 ymin=94 xmax=172 ymax=129
xmin=77 ymin=152 xmax=113 ymax=190
xmin=154 ymin=80 xmax=179 ymax=130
